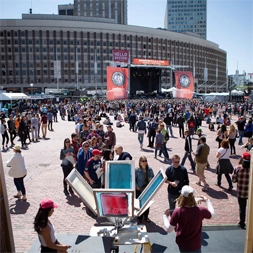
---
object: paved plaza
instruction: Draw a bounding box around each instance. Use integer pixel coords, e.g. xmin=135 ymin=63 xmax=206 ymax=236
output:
xmin=2 ymin=114 xmax=246 ymax=252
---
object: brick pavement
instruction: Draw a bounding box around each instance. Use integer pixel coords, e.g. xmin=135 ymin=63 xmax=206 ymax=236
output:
xmin=1 ymin=114 xmax=246 ymax=253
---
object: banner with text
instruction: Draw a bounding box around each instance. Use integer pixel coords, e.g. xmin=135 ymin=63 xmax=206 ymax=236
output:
xmin=174 ymin=71 xmax=194 ymax=99
xmin=133 ymin=58 xmax=169 ymax=66
xmin=112 ymin=49 xmax=129 ymax=63
xmin=107 ymin=67 xmax=129 ymax=100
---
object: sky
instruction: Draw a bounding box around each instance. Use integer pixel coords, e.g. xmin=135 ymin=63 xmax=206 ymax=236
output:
xmin=0 ymin=0 xmax=252 ymax=75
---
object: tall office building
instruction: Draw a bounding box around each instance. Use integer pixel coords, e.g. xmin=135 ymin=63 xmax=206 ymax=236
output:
xmin=74 ymin=0 xmax=127 ymax=25
xmin=164 ymin=0 xmax=207 ymax=39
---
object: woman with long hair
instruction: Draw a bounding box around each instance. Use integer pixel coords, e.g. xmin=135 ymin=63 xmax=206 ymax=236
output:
xmin=215 ymin=140 xmax=233 ymax=191
xmin=216 ymin=124 xmax=227 ymax=148
xmin=60 ymin=138 xmax=75 ymax=195
xmin=227 ymin=124 xmax=237 ymax=155
xmin=90 ymin=136 xmax=99 ymax=149
xmin=163 ymin=185 xmax=214 ymax=252
xmin=34 ymin=199 xmax=70 ymax=252
xmin=135 ymin=156 xmax=154 ymax=224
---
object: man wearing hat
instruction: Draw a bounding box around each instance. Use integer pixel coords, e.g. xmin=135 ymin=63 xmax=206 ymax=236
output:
xmin=232 ymin=152 xmax=251 ymax=229
xmin=163 ymin=185 xmax=214 ymax=252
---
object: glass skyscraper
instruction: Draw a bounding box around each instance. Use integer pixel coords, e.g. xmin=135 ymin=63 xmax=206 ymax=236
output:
xmin=164 ymin=0 xmax=207 ymax=39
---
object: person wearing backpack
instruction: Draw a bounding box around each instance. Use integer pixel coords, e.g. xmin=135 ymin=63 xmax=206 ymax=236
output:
xmin=187 ymin=115 xmax=195 ymax=137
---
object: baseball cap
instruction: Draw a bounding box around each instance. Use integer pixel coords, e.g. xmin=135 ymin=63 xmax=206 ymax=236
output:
xmin=181 ymin=185 xmax=194 ymax=197
xmin=242 ymin=152 xmax=251 ymax=161
xmin=92 ymin=149 xmax=102 ymax=156
xmin=40 ymin=199 xmax=58 ymax=209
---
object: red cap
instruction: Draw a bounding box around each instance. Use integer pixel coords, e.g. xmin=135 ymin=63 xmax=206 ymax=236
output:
xmin=40 ymin=199 xmax=58 ymax=209
xmin=242 ymin=152 xmax=251 ymax=161
xmin=92 ymin=149 xmax=102 ymax=156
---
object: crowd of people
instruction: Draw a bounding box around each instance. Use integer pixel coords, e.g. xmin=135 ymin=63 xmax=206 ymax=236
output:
xmin=2 ymin=97 xmax=252 ymax=252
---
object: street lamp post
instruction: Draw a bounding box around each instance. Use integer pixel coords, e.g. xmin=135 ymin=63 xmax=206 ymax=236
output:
xmin=30 ymin=83 xmax=33 ymax=104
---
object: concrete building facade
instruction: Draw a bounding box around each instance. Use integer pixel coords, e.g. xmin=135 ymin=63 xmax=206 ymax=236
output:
xmin=74 ymin=0 xmax=127 ymax=25
xmin=164 ymin=0 xmax=207 ymax=40
xmin=0 ymin=14 xmax=226 ymax=93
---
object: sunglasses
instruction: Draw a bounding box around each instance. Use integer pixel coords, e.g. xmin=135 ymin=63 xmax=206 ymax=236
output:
xmin=173 ymin=161 xmax=180 ymax=164
xmin=84 ymin=145 xmax=89 ymax=147
xmin=141 ymin=160 xmax=147 ymax=162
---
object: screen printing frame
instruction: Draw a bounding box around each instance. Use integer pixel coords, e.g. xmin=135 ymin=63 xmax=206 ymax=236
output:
xmin=104 ymin=160 xmax=135 ymax=191
xmin=135 ymin=168 xmax=167 ymax=216
xmin=65 ymin=169 xmax=97 ymax=215
xmin=93 ymin=189 xmax=135 ymax=218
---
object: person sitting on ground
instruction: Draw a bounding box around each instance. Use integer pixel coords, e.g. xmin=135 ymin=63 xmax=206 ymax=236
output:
xmin=209 ymin=122 xmax=215 ymax=131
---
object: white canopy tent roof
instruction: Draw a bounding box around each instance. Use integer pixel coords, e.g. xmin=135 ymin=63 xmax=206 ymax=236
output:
xmin=0 ymin=93 xmax=29 ymax=101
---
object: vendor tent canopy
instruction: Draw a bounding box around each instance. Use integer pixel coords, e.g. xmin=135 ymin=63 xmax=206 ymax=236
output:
xmin=0 ymin=93 xmax=29 ymax=101
xmin=203 ymin=92 xmax=229 ymax=103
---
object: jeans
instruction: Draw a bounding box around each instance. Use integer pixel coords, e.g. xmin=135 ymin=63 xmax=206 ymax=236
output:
xmin=31 ymin=126 xmax=38 ymax=140
xmin=168 ymin=192 xmax=180 ymax=215
xmin=48 ymin=120 xmax=53 ymax=130
xmin=238 ymin=130 xmax=244 ymax=144
xmin=217 ymin=174 xmax=233 ymax=188
xmin=181 ymin=151 xmax=195 ymax=170
xmin=237 ymin=197 xmax=247 ymax=228
xmin=159 ymin=142 xmax=169 ymax=159
xmin=179 ymin=125 xmax=185 ymax=137
xmin=166 ymin=125 xmax=173 ymax=137
xmin=62 ymin=163 xmax=73 ymax=190
xmin=1 ymin=132 xmax=9 ymax=146
xmin=14 ymin=176 xmax=26 ymax=195
xmin=9 ymin=130 xmax=16 ymax=144
xmin=138 ymin=133 xmax=144 ymax=145
xmin=229 ymin=138 xmax=236 ymax=154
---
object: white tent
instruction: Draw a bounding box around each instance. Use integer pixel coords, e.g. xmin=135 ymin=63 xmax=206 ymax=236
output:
xmin=0 ymin=93 xmax=29 ymax=101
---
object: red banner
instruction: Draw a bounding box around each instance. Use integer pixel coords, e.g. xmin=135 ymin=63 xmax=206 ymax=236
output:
xmin=174 ymin=71 xmax=194 ymax=99
xmin=107 ymin=67 xmax=129 ymax=100
xmin=113 ymin=49 xmax=129 ymax=63
xmin=133 ymin=58 xmax=169 ymax=66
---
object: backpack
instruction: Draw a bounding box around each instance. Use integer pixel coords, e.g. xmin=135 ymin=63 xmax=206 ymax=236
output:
xmin=189 ymin=121 xmax=194 ymax=128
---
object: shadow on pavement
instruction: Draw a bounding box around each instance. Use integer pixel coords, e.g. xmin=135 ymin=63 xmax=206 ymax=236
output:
xmin=205 ymin=188 xmax=229 ymax=199
xmin=9 ymin=199 xmax=30 ymax=214
xmin=66 ymin=194 xmax=82 ymax=207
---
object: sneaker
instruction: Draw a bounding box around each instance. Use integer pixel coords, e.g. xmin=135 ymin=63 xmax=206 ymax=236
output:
xmin=202 ymin=184 xmax=209 ymax=192
xmin=196 ymin=182 xmax=201 ymax=186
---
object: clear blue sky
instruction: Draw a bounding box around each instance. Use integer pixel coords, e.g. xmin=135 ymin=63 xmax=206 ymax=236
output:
xmin=0 ymin=0 xmax=252 ymax=75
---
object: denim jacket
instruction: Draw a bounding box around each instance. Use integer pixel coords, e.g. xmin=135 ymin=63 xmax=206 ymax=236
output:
xmin=135 ymin=166 xmax=154 ymax=190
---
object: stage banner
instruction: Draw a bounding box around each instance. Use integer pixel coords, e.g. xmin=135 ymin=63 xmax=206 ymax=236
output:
xmin=107 ymin=67 xmax=129 ymax=100
xmin=113 ymin=49 xmax=129 ymax=63
xmin=174 ymin=71 xmax=194 ymax=99
xmin=133 ymin=58 xmax=169 ymax=66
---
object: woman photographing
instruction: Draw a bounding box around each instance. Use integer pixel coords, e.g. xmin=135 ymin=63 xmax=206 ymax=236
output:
xmin=34 ymin=199 xmax=71 ymax=252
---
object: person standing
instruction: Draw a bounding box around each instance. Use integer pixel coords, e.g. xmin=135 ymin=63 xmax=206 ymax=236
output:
xmin=154 ymin=129 xmax=164 ymax=159
xmin=135 ymin=156 xmax=154 ymax=224
xmin=165 ymin=155 xmax=189 ymax=215
xmin=176 ymin=113 xmax=185 ymax=138
xmin=193 ymin=136 xmax=210 ymax=192
xmin=181 ymin=130 xmax=196 ymax=172
xmin=159 ymin=124 xmax=169 ymax=161
xmin=47 ymin=110 xmax=53 ymax=131
xmin=1 ymin=119 xmax=9 ymax=150
xmin=164 ymin=111 xmax=174 ymax=137
xmin=60 ymin=138 xmax=75 ymax=195
xmin=31 ymin=113 xmax=39 ymax=142
xmin=104 ymin=125 xmax=116 ymax=150
xmin=147 ymin=118 xmax=157 ymax=148
xmin=232 ymin=152 xmax=251 ymax=229
xmin=235 ymin=116 xmax=246 ymax=145
xmin=77 ymin=141 xmax=92 ymax=177
xmin=34 ymin=199 xmax=71 ymax=252
xmin=7 ymin=145 xmax=27 ymax=201
xmin=7 ymin=114 xmax=16 ymax=146
xmin=128 ymin=110 xmax=137 ymax=132
xmin=227 ymin=124 xmax=237 ymax=155
xmin=114 ymin=145 xmax=132 ymax=160
xmin=163 ymin=185 xmax=214 ymax=253
xmin=215 ymin=140 xmax=233 ymax=190
xmin=135 ymin=116 xmax=146 ymax=149
xmin=41 ymin=113 xmax=48 ymax=139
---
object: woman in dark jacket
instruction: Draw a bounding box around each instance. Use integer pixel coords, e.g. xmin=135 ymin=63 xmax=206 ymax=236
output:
xmin=135 ymin=156 xmax=154 ymax=224
xmin=60 ymin=138 xmax=75 ymax=195
xmin=215 ymin=140 xmax=233 ymax=190
xmin=18 ymin=116 xmax=27 ymax=149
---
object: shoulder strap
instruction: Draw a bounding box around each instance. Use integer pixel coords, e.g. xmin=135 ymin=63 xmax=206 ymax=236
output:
xmin=219 ymin=149 xmax=228 ymax=160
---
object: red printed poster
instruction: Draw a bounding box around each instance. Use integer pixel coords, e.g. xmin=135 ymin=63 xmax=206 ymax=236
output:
xmin=174 ymin=71 xmax=194 ymax=99
xmin=113 ymin=49 xmax=129 ymax=63
xmin=107 ymin=67 xmax=129 ymax=100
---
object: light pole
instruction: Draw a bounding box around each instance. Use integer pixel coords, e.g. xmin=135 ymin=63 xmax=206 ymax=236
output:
xmin=30 ymin=83 xmax=33 ymax=104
